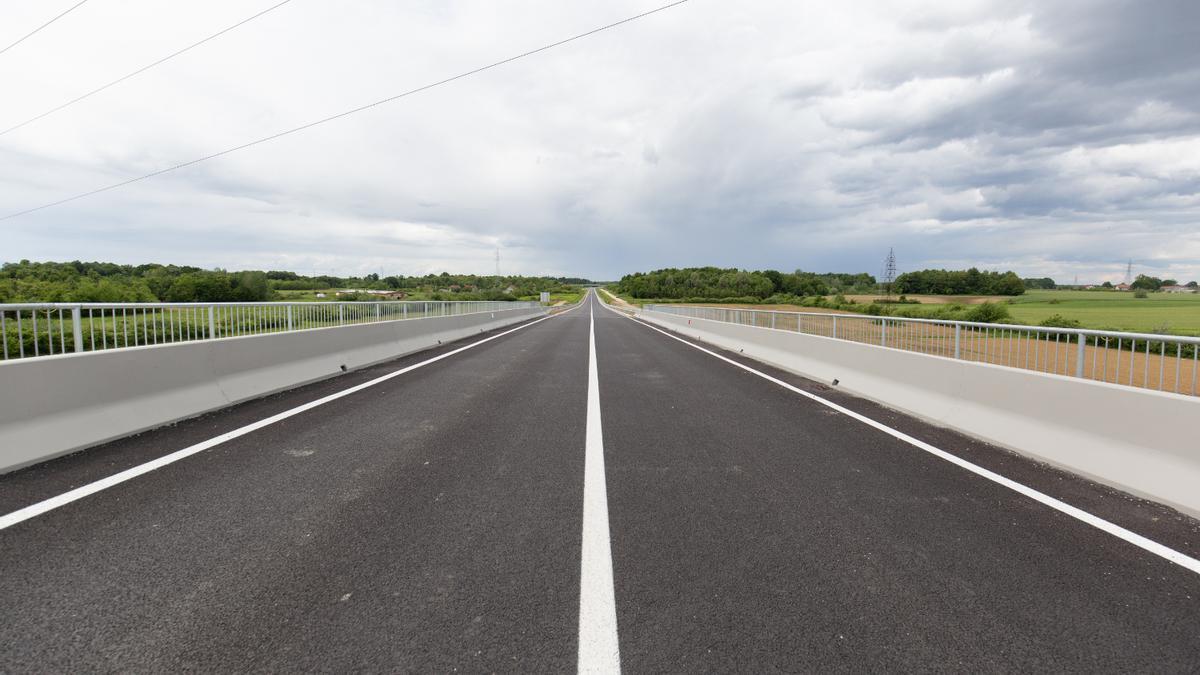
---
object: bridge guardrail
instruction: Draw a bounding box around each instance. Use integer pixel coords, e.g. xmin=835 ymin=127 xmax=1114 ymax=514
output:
xmin=0 ymin=300 xmax=539 ymax=362
xmin=0 ymin=304 xmax=544 ymax=473
xmin=644 ymin=304 xmax=1200 ymax=398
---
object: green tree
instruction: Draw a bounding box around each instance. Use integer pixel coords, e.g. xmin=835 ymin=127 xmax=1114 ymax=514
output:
xmin=1130 ymin=274 xmax=1162 ymax=291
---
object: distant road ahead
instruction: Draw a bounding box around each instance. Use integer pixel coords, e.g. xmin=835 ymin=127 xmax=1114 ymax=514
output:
xmin=1 ymin=291 xmax=1198 ymax=671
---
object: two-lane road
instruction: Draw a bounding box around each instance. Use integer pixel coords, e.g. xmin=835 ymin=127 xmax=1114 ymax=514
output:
xmin=2 ymin=291 xmax=1198 ymax=671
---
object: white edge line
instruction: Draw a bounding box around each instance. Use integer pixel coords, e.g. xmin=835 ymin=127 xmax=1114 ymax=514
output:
xmin=0 ymin=309 xmax=565 ymax=531
xmin=578 ymin=291 xmax=622 ymax=673
xmin=597 ymin=297 xmax=1200 ymax=576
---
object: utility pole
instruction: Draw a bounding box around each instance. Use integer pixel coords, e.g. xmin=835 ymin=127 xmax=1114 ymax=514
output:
xmin=1124 ymin=259 xmax=1133 ymax=285
xmin=495 ymin=247 xmax=501 ymax=278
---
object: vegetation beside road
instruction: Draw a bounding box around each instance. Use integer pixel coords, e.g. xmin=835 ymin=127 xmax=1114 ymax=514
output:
xmin=610 ymin=288 xmax=1016 ymax=325
xmin=616 ymin=266 xmax=1028 ymax=303
xmin=609 ymin=284 xmax=1200 ymax=336
xmin=0 ymin=260 xmax=586 ymax=304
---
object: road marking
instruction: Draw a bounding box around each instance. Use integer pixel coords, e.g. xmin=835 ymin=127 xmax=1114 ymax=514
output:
xmin=0 ymin=311 xmax=557 ymax=531
xmin=599 ymin=298 xmax=1200 ymax=576
xmin=578 ymin=293 xmax=621 ymax=673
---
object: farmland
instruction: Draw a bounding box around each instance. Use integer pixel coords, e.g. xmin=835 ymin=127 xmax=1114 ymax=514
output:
xmin=850 ymin=290 xmax=1200 ymax=335
xmin=614 ymin=288 xmax=1200 ymax=337
xmin=1006 ymin=290 xmax=1200 ymax=336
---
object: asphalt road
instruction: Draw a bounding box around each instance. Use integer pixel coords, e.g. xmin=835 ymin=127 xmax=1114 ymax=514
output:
xmin=1 ymin=291 xmax=1198 ymax=672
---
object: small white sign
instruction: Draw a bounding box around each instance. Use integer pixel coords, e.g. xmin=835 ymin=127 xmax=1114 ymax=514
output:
xmin=540 ymin=291 xmax=551 ymax=303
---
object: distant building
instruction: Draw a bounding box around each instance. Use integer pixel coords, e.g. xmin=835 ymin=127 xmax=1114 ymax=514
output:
xmin=1161 ymin=285 xmax=1195 ymax=294
xmin=1115 ymin=283 xmax=1132 ymax=291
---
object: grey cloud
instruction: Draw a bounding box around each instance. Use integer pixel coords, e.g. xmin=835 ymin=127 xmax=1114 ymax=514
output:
xmin=3 ymin=0 xmax=1198 ymax=283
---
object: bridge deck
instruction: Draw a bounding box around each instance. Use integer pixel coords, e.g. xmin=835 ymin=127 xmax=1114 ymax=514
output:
xmin=1 ymin=292 xmax=1197 ymax=671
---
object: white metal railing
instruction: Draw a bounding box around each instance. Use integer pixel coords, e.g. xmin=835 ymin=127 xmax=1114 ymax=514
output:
xmin=0 ymin=300 xmax=539 ymax=362
xmin=643 ymin=304 xmax=1200 ymax=397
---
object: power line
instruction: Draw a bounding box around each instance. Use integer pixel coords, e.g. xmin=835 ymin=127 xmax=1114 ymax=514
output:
xmin=0 ymin=0 xmax=92 ymax=57
xmin=0 ymin=0 xmax=691 ymax=222
xmin=1 ymin=0 xmax=294 ymax=137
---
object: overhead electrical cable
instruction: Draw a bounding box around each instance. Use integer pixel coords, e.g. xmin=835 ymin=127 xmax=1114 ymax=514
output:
xmin=1 ymin=0 xmax=295 ymax=137
xmin=0 ymin=0 xmax=691 ymax=222
xmin=0 ymin=0 xmax=92 ymax=56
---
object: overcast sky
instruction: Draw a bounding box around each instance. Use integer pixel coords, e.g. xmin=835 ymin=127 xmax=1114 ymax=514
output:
xmin=1 ymin=0 xmax=1198 ymax=282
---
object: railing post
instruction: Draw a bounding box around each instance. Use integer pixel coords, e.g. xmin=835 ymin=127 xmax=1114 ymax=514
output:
xmin=403 ymin=304 xmax=408 ymax=320
xmin=287 ymin=305 xmax=294 ymax=331
xmin=72 ymin=306 xmax=83 ymax=352
xmin=338 ymin=304 xmax=344 ymax=325
xmin=832 ymin=316 xmax=838 ymax=339
xmin=207 ymin=305 xmax=216 ymax=339
xmin=797 ymin=314 xmax=803 ymax=334
xmin=954 ymin=324 xmax=962 ymax=359
xmin=880 ymin=318 xmax=887 ymax=347
xmin=1076 ymin=333 xmax=1086 ymax=378
xmin=375 ymin=303 xmax=381 ymax=321
xmin=771 ymin=312 xmax=776 ymax=330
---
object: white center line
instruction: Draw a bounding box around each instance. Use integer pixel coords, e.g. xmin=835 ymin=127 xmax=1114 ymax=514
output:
xmin=598 ymin=297 xmax=1200 ymax=576
xmin=578 ymin=292 xmax=621 ymax=673
xmin=0 ymin=311 xmax=560 ymax=531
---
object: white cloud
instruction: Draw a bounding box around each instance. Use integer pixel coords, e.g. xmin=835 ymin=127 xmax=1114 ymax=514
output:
xmin=0 ymin=0 xmax=1198 ymax=283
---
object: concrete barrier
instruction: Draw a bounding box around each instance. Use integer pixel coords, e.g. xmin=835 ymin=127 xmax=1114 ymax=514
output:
xmin=638 ymin=307 xmax=1200 ymax=517
xmin=0 ymin=307 xmax=543 ymax=473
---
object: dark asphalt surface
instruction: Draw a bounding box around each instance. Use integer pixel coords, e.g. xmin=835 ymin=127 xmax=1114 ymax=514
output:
xmin=0 ymin=309 xmax=589 ymax=672
xmin=2 ymin=291 xmax=1198 ymax=672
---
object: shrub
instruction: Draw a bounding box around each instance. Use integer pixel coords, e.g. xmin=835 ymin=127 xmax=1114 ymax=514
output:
xmin=1134 ymin=289 xmax=1148 ymax=298
xmin=1039 ymin=314 xmax=1082 ymax=329
xmin=965 ymin=302 xmax=1011 ymax=323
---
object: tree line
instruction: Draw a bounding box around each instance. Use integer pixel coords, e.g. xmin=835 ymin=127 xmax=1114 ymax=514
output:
xmin=1128 ymin=275 xmax=1196 ymax=291
xmin=615 ymin=267 xmax=877 ymax=301
xmin=615 ymin=266 xmax=1027 ymax=301
xmin=0 ymin=260 xmax=586 ymax=303
xmin=894 ymin=268 xmax=1025 ymax=296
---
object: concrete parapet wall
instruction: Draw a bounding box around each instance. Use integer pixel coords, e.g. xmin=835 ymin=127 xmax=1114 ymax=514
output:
xmin=639 ymin=308 xmax=1200 ymax=517
xmin=0 ymin=308 xmax=542 ymax=473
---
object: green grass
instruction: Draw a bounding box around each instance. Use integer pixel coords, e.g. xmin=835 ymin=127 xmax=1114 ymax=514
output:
xmin=611 ymin=286 xmax=1200 ymax=336
xmin=1007 ymin=290 xmax=1200 ymax=336
xmin=548 ymin=290 xmax=584 ymax=305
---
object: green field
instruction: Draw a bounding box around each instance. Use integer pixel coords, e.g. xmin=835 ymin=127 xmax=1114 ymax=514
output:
xmin=530 ymin=290 xmax=584 ymax=305
xmin=1007 ymin=290 xmax=1200 ymax=336
xmin=611 ymin=286 xmax=1200 ymax=336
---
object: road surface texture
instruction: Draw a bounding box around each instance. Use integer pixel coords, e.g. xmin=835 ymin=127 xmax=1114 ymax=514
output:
xmin=2 ymin=291 xmax=1198 ymax=672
